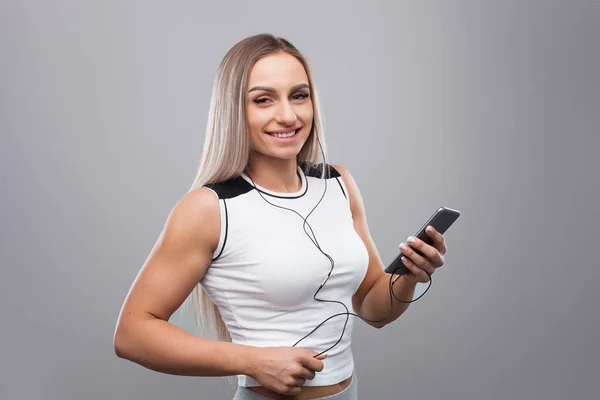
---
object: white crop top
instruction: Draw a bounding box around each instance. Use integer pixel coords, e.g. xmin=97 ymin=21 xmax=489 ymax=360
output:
xmin=200 ymin=163 xmax=369 ymax=387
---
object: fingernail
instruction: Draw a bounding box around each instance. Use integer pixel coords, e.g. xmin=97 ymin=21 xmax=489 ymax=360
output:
xmin=407 ymin=236 xmax=416 ymax=244
xmin=427 ymin=226 xmax=433 ymax=233
xmin=399 ymin=243 xmax=407 ymax=250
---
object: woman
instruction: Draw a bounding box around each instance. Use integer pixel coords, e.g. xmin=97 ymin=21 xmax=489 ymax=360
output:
xmin=114 ymin=33 xmax=447 ymax=400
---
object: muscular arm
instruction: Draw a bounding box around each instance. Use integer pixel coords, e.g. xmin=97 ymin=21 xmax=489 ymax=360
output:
xmin=113 ymin=188 xmax=256 ymax=376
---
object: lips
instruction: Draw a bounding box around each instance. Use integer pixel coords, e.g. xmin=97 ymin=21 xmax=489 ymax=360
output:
xmin=265 ymin=128 xmax=300 ymax=138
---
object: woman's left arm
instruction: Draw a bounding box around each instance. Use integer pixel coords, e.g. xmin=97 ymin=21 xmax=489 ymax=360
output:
xmin=333 ymin=165 xmax=447 ymax=329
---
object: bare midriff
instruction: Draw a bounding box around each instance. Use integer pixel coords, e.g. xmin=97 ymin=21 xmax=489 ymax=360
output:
xmin=248 ymin=374 xmax=353 ymax=400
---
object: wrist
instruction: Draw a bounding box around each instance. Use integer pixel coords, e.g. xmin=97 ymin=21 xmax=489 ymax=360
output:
xmin=392 ymin=274 xmax=419 ymax=300
xmin=238 ymin=344 xmax=259 ymax=377
xmin=400 ymin=273 xmax=420 ymax=287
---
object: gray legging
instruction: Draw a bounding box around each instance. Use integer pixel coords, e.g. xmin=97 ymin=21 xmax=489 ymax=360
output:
xmin=232 ymin=370 xmax=358 ymax=400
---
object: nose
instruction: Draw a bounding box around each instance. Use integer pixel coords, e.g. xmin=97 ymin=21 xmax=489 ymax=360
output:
xmin=275 ymin=100 xmax=297 ymax=126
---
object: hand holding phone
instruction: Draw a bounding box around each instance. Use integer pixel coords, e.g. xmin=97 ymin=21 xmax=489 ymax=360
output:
xmin=385 ymin=207 xmax=460 ymax=276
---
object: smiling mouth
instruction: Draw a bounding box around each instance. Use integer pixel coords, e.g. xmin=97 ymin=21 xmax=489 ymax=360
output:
xmin=265 ymin=128 xmax=300 ymax=138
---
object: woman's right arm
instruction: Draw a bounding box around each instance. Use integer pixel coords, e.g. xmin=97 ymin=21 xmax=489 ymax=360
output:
xmin=113 ymin=188 xmax=255 ymax=377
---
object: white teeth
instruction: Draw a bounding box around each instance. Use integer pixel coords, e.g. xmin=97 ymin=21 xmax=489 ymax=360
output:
xmin=268 ymin=130 xmax=296 ymax=138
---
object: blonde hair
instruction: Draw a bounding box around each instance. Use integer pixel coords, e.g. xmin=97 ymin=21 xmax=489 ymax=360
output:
xmin=183 ymin=33 xmax=329 ymax=392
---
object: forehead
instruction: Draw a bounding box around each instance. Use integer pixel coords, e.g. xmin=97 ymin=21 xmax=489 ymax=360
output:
xmin=248 ymin=52 xmax=309 ymax=87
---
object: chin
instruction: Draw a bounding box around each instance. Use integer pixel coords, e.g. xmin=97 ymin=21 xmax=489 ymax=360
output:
xmin=267 ymin=150 xmax=301 ymax=161
xmin=261 ymin=143 xmax=308 ymax=159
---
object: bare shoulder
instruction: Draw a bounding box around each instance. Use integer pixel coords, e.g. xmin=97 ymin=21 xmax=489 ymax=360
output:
xmin=161 ymin=187 xmax=221 ymax=253
xmin=330 ymin=164 xmax=362 ymax=214
xmin=153 ymin=186 xmax=222 ymax=285
xmin=330 ymin=163 xmax=356 ymax=189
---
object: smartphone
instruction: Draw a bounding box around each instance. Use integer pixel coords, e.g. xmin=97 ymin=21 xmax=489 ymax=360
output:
xmin=385 ymin=207 xmax=461 ymax=275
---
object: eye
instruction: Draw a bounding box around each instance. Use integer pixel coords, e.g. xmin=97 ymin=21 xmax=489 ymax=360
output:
xmin=292 ymin=92 xmax=310 ymax=101
xmin=252 ymin=92 xmax=309 ymax=105
xmin=253 ymin=97 xmax=270 ymax=104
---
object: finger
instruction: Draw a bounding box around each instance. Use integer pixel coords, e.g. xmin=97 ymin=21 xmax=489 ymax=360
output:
xmin=302 ymin=354 xmax=325 ymax=372
xmin=289 ymin=376 xmax=307 ymax=386
xmin=405 ymin=236 xmax=443 ymax=269
xmin=400 ymin=240 xmax=437 ymax=273
xmin=426 ymin=226 xmax=448 ymax=255
xmin=401 ymin=256 xmax=430 ymax=282
xmin=280 ymin=376 xmax=305 ymax=394
xmin=297 ymin=366 xmax=317 ymax=380
xmin=281 ymin=385 xmax=302 ymax=396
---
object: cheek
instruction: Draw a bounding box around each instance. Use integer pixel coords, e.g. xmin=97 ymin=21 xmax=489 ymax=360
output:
xmin=296 ymin=104 xmax=314 ymax=124
xmin=246 ymin=114 xmax=266 ymax=140
xmin=247 ymin=107 xmax=273 ymax=131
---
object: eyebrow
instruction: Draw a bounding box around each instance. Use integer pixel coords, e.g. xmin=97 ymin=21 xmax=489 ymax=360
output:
xmin=248 ymin=83 xmax=310 ymax=93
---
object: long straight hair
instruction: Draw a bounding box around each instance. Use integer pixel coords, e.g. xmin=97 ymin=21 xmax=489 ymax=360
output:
xmin=183 ymin=33 xmax=329 ymax=392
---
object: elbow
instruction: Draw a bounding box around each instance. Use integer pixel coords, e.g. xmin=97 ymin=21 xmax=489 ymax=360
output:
xmin=113 ymin=325 xmax=131 ymax=359
xmin=371 ymin=321 xmax=386 ymax=329
xmin=114 ymin=339 xmax=126 ymax=359
xmin=362 ymin=317 xmax=386 ymax=329
xmin=114 ymin=312 xmax=156 ymax=359
xmin=354 ymin=303 xmax=387 ymax=329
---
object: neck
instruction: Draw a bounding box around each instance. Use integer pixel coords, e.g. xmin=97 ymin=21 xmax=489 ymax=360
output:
xmin=245 ymin=155 xmax=301 ymax=193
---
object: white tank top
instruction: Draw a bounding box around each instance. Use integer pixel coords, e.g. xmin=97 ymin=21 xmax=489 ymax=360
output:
xmin=201 ymin=163 xmax=369 ymax=387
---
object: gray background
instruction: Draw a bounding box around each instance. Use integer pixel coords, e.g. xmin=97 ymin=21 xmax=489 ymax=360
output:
xmin=1 ymin=1 xmax=599 ymax=399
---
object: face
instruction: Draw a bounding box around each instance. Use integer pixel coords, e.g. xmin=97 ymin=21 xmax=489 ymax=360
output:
xmin=245 ymin=52 xmax=314 ymax=162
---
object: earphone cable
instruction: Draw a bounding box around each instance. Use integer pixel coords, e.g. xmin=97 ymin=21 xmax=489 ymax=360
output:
xmin=244 ymin=134 xmax=432 ymax=359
